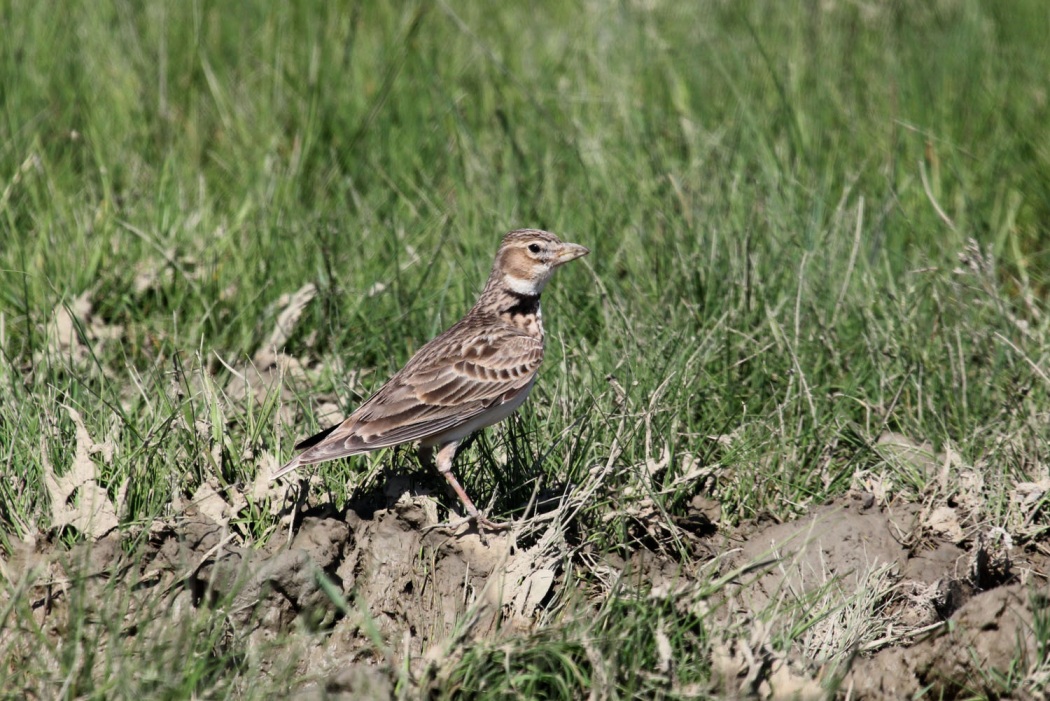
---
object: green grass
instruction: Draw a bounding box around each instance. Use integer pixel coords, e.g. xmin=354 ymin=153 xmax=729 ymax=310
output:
xmin=2 ymin=0 xmax=1050 ymax=697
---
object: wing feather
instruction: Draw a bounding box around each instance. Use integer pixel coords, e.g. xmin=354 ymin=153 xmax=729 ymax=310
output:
xmin=288 ymin=320 xmax=543 ymax=468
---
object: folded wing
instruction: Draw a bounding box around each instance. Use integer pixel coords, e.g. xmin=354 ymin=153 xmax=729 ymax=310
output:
xmin=272 ymin=324 xmax=543 ymax=477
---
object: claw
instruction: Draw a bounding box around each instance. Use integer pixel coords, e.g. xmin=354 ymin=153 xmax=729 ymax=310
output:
xmin=423 ymin=510 xmax=509 ymax=545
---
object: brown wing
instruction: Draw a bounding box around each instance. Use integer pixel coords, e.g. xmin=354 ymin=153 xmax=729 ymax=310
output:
xmin=273 ymin=320 xmax=543 ymax=475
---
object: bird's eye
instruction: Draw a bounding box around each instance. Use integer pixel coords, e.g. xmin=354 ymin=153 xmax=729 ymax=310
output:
xmin=528 ymin=243 xmax=542 ymax=254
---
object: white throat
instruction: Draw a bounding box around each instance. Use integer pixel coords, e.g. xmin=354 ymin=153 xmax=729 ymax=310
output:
xmin=504 ymin=273 xmax=547 ymax=295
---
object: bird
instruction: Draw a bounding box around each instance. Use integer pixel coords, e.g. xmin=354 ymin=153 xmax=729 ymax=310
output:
xmin=271 ymin=229 xmax=589 ymax=531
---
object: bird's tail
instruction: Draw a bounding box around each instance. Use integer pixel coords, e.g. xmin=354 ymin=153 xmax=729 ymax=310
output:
xmin=294 ymin=423 xmax=340 ymax=450
xmin=270 ymin=454 xmax=304 ymax=481
xmin=270 ymin=424 xmax=342 ymax=482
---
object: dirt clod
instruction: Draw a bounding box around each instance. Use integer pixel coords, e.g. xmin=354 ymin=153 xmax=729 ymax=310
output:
xmin=725 ymin=495 xmax=908 ymax=612
xmin=845 ymin=583 xmax=1041 ymax=700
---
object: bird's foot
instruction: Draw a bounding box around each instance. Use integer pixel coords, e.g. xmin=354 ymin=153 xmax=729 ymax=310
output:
xmin=423 ymin=510 xmax=510 ymax=543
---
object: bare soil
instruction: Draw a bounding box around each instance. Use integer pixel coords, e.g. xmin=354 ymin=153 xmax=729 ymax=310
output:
xmin=2 ymin=483 xmax=1047 ymax=699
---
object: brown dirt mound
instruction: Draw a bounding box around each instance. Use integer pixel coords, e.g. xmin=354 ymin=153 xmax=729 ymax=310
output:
xmin=3 ymin=489 xmax=1045 ymax=698
xmin=2 ymin=492 xmax=573 ymax=691
xmin=711 ymin=492 xmax=1047 ymax=699
xmin=845 ymin=584 xmax=1045 ymax=700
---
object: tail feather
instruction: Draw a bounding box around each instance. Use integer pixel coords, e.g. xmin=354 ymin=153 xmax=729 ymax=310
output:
xmin=270 ymin=424 xmax=340 ymax=482
xmin=294 ymin=423 xmax=340 ymax=450
xmin=270 ymin=421 xmax=352 ymax=482
xmin=270 ymin=454 xmax=303 ymax=481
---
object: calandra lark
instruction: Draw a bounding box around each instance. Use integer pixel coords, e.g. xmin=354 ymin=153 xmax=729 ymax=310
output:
xmin=271 ymin=229 xmax=589 ymax=530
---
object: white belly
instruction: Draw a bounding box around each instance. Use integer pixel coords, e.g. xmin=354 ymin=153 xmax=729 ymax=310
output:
xmin=421 ymin=376 xmax=536 ymax=447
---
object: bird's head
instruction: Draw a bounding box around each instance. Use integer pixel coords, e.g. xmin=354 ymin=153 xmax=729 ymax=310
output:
xmin=492 ymin=229 xmax=589 ymax=296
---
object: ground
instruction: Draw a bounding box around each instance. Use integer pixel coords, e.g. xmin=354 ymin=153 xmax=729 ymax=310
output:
xmin=2 ymin=327 xmax=1048 ymax=697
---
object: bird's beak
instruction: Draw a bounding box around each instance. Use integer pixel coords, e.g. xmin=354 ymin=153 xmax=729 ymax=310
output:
xmin=555 ymin=242 xmax=590 ymax=264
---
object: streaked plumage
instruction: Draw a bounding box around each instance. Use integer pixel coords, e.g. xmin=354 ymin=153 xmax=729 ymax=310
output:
xmin=271 ymin=229 xmax=589 ymax=531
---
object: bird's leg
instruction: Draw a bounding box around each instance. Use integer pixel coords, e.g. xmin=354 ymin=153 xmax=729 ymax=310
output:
xmin=432 ymin=441 xmax=508 ymax=533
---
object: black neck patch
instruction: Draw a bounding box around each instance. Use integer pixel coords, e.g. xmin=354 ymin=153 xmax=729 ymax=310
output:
xmin=502 ymin=290 xmax=541 ymax=317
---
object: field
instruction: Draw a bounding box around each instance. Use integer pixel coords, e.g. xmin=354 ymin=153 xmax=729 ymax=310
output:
xmin=2 ymin=1 xmax=1049 ymax=698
